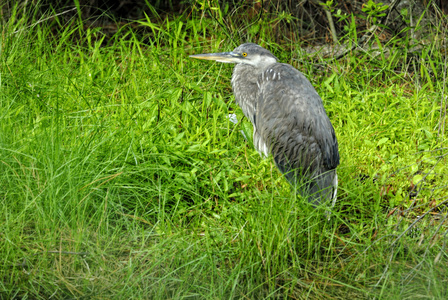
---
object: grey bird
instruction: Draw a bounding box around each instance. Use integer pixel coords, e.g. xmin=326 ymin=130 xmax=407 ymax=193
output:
xmin=190 ymin=43 xmax=339 ymax=205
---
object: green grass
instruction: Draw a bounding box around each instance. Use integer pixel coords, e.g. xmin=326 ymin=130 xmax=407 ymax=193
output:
xmin=1 ymin=3 xmax=447 ymax=299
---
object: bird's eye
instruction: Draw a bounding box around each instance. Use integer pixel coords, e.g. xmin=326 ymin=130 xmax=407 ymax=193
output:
xmin=242 ymin=52 xmax=247 ymax=57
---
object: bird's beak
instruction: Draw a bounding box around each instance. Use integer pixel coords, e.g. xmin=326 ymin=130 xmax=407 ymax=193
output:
xmin=189 ymin=51 xmax=242 ymax=64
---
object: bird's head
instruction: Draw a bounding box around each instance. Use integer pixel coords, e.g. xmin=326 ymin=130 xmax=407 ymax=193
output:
xmin=190 ymin=43 xmax=277 ymax=69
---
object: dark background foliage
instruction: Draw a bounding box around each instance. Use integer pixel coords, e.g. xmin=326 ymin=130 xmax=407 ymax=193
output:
xmin=2 ymin=0 xmax=447 ymax=45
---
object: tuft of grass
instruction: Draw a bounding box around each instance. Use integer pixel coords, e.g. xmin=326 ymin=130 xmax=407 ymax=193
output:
xmin=0 ymin=2 xmax=447 ymax=299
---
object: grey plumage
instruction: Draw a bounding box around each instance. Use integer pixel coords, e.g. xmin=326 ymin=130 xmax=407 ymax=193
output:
xmin=190 ymin=43 xmax=339 ymax=205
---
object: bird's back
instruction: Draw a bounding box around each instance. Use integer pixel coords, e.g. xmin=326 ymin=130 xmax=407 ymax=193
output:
xmin=254 ymin=63 xmax=339 ymax=203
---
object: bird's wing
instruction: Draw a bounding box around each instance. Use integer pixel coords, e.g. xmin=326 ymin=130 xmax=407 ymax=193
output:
xmin=255 ymin=63 xmax=339 ymax=175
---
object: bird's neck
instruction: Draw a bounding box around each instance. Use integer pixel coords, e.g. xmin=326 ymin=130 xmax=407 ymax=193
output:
xmin=231 ymin=64 xmax=259 ymax=89
xmin=230 ymin=64 xmax=260 ymax=122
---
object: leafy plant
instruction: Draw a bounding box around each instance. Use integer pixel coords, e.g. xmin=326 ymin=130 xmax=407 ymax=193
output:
xmin=361 ymin=0 xmax=389 ymax=26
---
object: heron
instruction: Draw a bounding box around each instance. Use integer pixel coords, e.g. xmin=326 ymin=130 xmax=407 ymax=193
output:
xmin=190 ymin=43 xmax=339 ymax=206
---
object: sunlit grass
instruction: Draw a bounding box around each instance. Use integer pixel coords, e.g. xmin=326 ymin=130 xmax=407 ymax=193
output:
xmin=0 ymin=2 xmax=447 ymax=299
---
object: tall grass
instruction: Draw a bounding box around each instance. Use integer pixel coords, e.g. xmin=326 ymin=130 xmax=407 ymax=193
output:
xmin=0 ymin=2 xmax=447 ymax=299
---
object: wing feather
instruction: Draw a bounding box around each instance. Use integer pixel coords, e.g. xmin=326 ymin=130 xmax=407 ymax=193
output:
xmin=256 ymin=63 xmax=339 ymax=176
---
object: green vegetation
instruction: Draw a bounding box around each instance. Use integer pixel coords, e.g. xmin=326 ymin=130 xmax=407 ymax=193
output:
xmin=1 ymin=2 xmax=447 ymax=299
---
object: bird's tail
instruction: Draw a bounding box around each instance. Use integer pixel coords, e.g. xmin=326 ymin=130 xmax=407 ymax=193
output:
xmin=306 ymin=169 xmax=338 ymax=206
